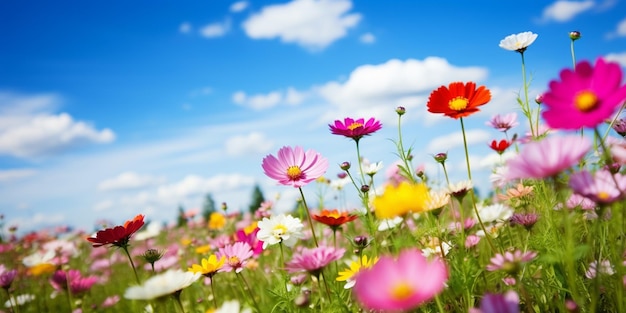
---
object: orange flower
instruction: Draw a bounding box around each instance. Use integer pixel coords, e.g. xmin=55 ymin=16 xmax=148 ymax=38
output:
xmin=86 ymin=214 xmax=145 ymax=248
xmin=312 ymin=209 xmax=358 ymax=229
xmin=427 ymin=82 xmax=491 ymax=119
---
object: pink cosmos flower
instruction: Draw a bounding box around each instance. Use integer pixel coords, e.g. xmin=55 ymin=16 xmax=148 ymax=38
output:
xmin=469 ymin=291 xmax=520 ymax=313
xmin=235 ymin=228 xmax=263 ymax=256
xmin=285 ymin=246 xmax=345 ymax=277
xmin=0 ymin=265 xmax=17 ymax=289
xmin=486 ymin=113 xmax=519 ymax=132
xmin=565 ymin=193 xmax=597 ymax=210
xmin=569 ymin=169 xmax=626 ymax=204
xmin=505 ymin=135 xmax=591 ymax=181
xmin=329 ymin=117 xmax=382 ymax=142
xmin=50 ymin=270 xmax=99 ymax=295
xmin=217 ymin=242 xmax=254 ymax=273
xmin=486 ymin=250 xmax=537 ymax=274
xmin=353 ymin=248 xmax=448 ymax=311
xmin=262 ymin=146 xmax=329 ymax=188
xmin=542 ymin=58 xmax=626 ymax=129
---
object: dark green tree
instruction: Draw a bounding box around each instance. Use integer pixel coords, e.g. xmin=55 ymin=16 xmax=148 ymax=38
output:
xmin=202 ymin=193 xmax=217 ymax=221
xmin=248 ymin=184 xmax=265 ymax=214
xmin=176 ymin=204 xmax=186 ymax=227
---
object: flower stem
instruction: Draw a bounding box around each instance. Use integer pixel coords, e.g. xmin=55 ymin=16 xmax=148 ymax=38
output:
xmin=5 ymin=288 xmax=19 ymax=313
xmin=459 ymin=117 xmax=497 ymax=253
xmin=520 ymin=52 xmax=535 ymax=138
xmin=279 ymin=243 xmax=288 ymax=293
xmin=298 ymin=187 xmax=319 ymax=247
xmin=172 ymin=290 xmax=186 ymax=313
xmin=210 ymin=276 xmax=218 ymax=309
xmin=237 ymin=272 xmax=261 ymax=313
xmin=122 ymin=245 xmax=141 ymax=284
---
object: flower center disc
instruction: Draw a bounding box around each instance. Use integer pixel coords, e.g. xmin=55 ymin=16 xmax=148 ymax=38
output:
xmin=575 ymin=91 xmax=598 ymax=112
xmin=286 ymin=166 xmax=304 ymax=180
xmin=273 ymin=224 xmax=288 ymax=237
xmin=390 ymin=281 xmax=414 ymax=300
xmin=449 ymin=97 xmax=468 ymax=111
xmin=347 ymin=122 xmax=363 ymax=130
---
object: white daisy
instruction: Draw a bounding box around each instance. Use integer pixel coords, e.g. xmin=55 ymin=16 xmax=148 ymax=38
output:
xmin=256 ymin=214 xmax=304 ymax=249
xmin=124 ymin=269 xmax=201 ymax=300
xmin=499 ymin=31 xmax=538 ymax=52
xmin=475 ymin=203 xmax=514 ymax=224
xmin=215 ymin=300 xmax=252 ymax=313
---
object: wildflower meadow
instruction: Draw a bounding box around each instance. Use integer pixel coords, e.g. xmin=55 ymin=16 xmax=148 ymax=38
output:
xmin=3 ymin=31 xmax=626 ymax=313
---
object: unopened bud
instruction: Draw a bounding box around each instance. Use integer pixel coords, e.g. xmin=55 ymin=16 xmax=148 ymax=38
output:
xmin=569 ymin=31 xmax=581 ymax=41
xmin=340 ymin=162 xmax=351 ymax=171
xmin=396 ymin=106 xmax=406 ymax=116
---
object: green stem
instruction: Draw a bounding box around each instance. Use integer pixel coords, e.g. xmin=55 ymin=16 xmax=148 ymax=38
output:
xmin=520 ymin=52 xmax=535 ymax=138
xmin=460 ymin=117 xmax=497 ymax=253
xmin=210 ymin=275 xmax=218 ymax=309
xmin=279 ymin=243 xmax=288 ymax=293
xmin=172 ymin=290 xmax=186 ymax=313
xmin=396 ymin=113 xmax=416 ymax=183
xmin=298 ymin=187 xmax=319 ymax=247
xmin=122 ymin=245 xmax=141 ymax=284
xmin=602 ymin=101 xmax=626 ymax=141
xmin=237 ymin=272 xmax=261 ymax=313
xmin=5 ymin=288 xmax=19 ymax=313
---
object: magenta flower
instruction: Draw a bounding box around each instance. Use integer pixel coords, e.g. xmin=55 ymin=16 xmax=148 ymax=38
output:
xmin=0 ymin=265 xmax=17 ymax=289
xmin=329 ymin=117 xmax=382 ymax=142
xmin=235 ymin=228 xmax=263 ymax=256
xmin=217 ymin=242 xmax=254 ymax=273
xmin=469 ymin=291 xmax=520 ymax=313
xmin=542 ymin=58 xmax=626 ymax=129
xmin=285 ymin=246 xmax=345 ymax=277
xmin=486 ymin=113 xmax=519 ymax=132
xmin=50 ymin=269 xmax=99 ymax=295
xmin=505 ymin=135 xmax=591 ymax=181
xmin=262 ymin=146 xmax=329 ymax=188
xmin=486 ymin=250 xmax=537 ymax=274
xmin=353 ymin=248 xmax=448 ymax=311
xmin=569 ymin=169 xmax=626 ymax=204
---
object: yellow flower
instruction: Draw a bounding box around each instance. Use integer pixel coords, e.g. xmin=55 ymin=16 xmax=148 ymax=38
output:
xmin=243 ymin=222 xmax=258 ymax=235
xmin=180 ymin=237 xmax=192 ymax=246
xmin=336 ymin=255 xmax=378 ymax=289
xmin=28 ymin=263 xmax=56 ymax=276
xmin=194 ymin=244 xmax=212 ymax=254
xmin=188 ymin=255 xmax=225 ymax=277
xmin=208 ymin=212 xmax=226 ymax=230
xmin=372 ymin=182 xmax=430 ymax=219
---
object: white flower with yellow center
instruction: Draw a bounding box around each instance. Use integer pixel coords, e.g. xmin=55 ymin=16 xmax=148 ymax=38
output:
xmin=499 ymin=31 xmax=538 ymax=52
xmin=124 ymin=269 xmax=201 ymax=300
xmin=256 ymin=214 xmax=304 ymax=249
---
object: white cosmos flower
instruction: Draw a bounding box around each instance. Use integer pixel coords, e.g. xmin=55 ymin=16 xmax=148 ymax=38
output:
xmin=362 ymin=160 xmax=384 ymax=176
xmin=499 ymin=31 xmax=538 ymax=52
xmin=475 ymin=203 xmax=514 ymax=224
xmin=22 ymin=250 xmax=55 ymax=267
xmin=5 ymin=294 xmax=35 ymax=307
xmin=377 ymin=216 xmax=403 ymax=231
xmin=215 ymin=300 xmax=252 ymax=313
xmin=124 ymin=269 xmax=201 ymax=300
xmin=256 ymin=214 xmax=304 ymax=249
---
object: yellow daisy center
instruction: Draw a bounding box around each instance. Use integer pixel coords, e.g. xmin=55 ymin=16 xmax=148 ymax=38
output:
xmin=390 ymin=281 xmax=414 ymax=300
xmin=597 ymin=191 xmax=610 ymax=201
xmin=286 ymin=165 xmax=304 ymax=180
xmin=228 ymin=256 xmax=240 ymax=266
xmin=347 ymin=122 xmax=363 ymax=130
xmin=449 ymin=96 xmax=468 ymax=111
xmin=575 ymin=90 xmax=598 ymax=112
xmin=273 ymin=224 xmax=288 ymax=237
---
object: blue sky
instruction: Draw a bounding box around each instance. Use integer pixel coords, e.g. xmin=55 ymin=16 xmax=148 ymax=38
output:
xmin=1 ymin=0 xmax=625 ymax=234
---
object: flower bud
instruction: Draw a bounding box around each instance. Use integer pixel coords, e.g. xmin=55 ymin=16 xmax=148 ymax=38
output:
xmin=360 ymin=185 xmax=370 ymax=193
xmin=340 ymin=162 xmax=351 ymax=171
xmin=353 ymin=236 xmax=369 ymax=249
xmin=569 ymin=31 xmax=581 ymax=41
xmin=396 ymin=106 xmax=406 ymax=116
xmin=433 ymin=152 xmax=447 ymax=164
xmin=535 ymin=93 xmax=544 ymax=105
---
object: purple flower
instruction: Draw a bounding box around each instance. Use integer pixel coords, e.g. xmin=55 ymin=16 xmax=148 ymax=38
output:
xmin=285 ymin=246 xmax=345 ymax=277
xmin=50 ymin=269 xmax=98 ymax=295
xmin=569 ymin=169 xmax=626 ymax=204
xmin=505 ymin=135 xmax=591 ymax=181
xmin=486 ymin=113 xmax=519 ymax=132
xmin=469 ymin=291 xmax=520 ymax=313
xmin=486 ymin=250 xmax=537 ymax=275
xmin=262 ymin=146 xmax=329 ymax=188
xmin=0 ymin=265 xmax=17 ymax=289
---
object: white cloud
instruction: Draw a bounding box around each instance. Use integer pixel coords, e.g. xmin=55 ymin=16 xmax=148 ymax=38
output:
xmin=0 ymin=113 xmax=114 ymax=158
xmin=154 ymin=174 xmax=256 ymax=203
xmin=93 ymin=199 xmax=114 ymax=212
xmin=98 ymin=172 xmax=166 ymax=191
xmin=230 ymin=1 xmax=249 ymax=12
xmin=425 ymin=129 xmax=491 ymax=154
xmin=179 ymin=22 xmax=192 ymax=34
xmin=242 ymin=0 xmax=361 ymax=50
xmin=200 ymin=19 xmax=231 ymax=38
xmin=0 ymin=92 xmax=115 ymax=158
xmin=0 ymin=169 xmax=37 ymax=183
xmin=605 ymin=52 xmax=626 ymax=66
xmin=317 ymin=57 xmax=488 ymax=123
xmin=541 ymin=0 xmax=594 ymax=22
xmin=359 ymin=32 xmax=376 ymax=44
xmin=225 ymin=132 xmax=274 ymax=156
xmin=232 ymin=87 xmax=308 ymax=110
xmin=613 ymin=18 xmax=626 ymax=37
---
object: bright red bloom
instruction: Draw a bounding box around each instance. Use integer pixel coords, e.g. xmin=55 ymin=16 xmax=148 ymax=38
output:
xmin=329 ymin=117 xmax=382 ymax=141
xmin=86 ymin=214 xmax=145 ymax=248
xmin=427 ymin=82 xmax=491 ymax=119
xmin=489 ymin=139 xmax=512 ymax=154
xmin=312 ymin=209 xmax=358 ymax=229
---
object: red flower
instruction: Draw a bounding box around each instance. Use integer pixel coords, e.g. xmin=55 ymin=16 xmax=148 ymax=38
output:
xmin=329 ymin=117 xmax=382 ymax=142
xmin=86 ymin=214 xmax=145 ymax=248
xmin=312 ymin=209 xmax=358 ymax=230
xmin=489 ymin=139 xmax=512 ymax=154
xmin=427 ymin=82 xmax=491 ymax=119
